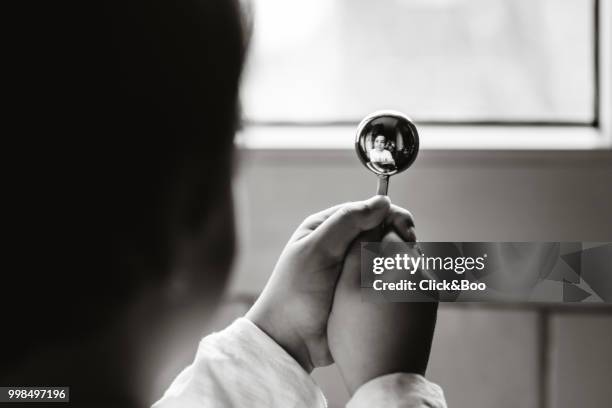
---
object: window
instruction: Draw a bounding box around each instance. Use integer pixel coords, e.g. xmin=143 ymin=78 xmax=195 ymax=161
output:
xmin=239 ymin=0 xmax=610 ymax=149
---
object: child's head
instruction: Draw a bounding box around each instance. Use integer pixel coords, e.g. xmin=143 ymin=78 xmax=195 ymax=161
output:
xmin=374 ymin=134 xmax=387 ymax=151
xmin=5 ymin=0 xmax=246 ymax=388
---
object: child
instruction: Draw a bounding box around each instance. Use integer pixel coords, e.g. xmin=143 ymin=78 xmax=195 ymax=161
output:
xmin=5 ymin=0 xmax=446 ymax=407
xmin=370 ymin=134 xmax=396 ymax=170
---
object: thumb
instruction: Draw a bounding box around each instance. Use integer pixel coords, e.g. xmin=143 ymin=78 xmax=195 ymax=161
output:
xmin=308 ymin=196 xmax=391 ymax=258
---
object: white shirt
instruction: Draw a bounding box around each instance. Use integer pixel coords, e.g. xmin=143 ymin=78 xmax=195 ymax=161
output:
xmin=153 ymin=318 xmax=447 ymax=408
xmin=369 ymin=149 xmax=395 ymax=165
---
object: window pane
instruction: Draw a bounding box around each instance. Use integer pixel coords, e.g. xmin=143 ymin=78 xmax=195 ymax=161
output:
xmin=241 ymin=0 xmax=595 ymax=123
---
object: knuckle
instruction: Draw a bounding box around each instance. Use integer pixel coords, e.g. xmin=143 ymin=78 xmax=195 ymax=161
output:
xmin=340 ymin=202 xmax=367 ymax=219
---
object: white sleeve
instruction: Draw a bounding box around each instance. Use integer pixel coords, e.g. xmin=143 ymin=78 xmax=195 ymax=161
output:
xmin=384 ymin=150 xmax=395 ymax=163
xmin=152 ymin=317 xmax=327 ymax=408
xmin=347 ymin=373 xmax=447 ymax=408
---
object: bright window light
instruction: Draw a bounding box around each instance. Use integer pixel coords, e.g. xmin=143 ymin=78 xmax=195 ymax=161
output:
xmin=241 ymin=0 xmax=596 ymax=124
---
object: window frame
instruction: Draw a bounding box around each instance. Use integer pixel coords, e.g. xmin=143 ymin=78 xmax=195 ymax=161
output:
xmin=238 ymin=0 xmax=612 ymax=151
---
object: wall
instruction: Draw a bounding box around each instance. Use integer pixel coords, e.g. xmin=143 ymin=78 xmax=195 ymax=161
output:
xmin=224 ymin=148 xmax=612 ymax=407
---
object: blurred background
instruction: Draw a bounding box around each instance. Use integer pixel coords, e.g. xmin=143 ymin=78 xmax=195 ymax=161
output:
xmin=165 ymin=1 xmax=612 ymax=407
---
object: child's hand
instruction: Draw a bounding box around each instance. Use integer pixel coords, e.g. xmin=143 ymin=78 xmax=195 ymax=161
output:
xmin=327 ymin=218 xmax=438 ymax=394
xmin=247 ymin=196 xmax=415 ymax=372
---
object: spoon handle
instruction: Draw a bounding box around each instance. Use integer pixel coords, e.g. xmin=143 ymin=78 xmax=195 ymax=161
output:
xmin=376 ymin=175 xmax=389 ymax=196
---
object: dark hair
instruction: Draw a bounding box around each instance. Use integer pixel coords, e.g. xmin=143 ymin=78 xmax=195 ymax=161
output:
xmin=2 ymin=0 xmax=246 ymax=369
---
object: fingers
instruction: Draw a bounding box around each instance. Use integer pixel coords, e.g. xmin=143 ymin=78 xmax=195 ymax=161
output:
xmin=299 ymin=203 xmax=349 ymax=231
xmin=307 ymin=196 xmax=391 ymax=258
xmin=297 ymin=199 xmax=418 ymax=250
xmin=300 ymin=203 xmax=415 ymax=237
xmin=385 ymin=204 xmax=417 ymax=242
xmin=289 ymin=203 xmax=348 ymax=242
